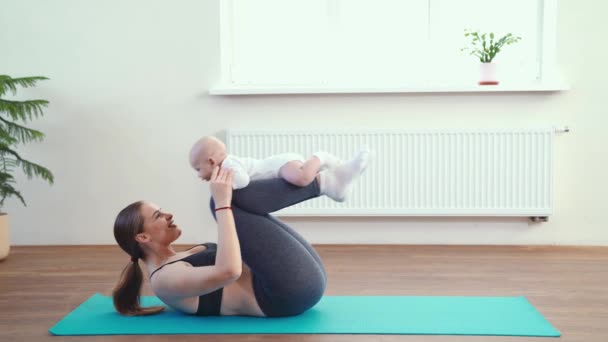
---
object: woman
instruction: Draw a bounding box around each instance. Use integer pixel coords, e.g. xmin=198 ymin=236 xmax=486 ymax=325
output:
xmin=112 ymin=156 xmax=367 ymax=317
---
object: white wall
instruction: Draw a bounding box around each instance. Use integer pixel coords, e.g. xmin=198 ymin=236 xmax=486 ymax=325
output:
xmin=1 ymin=0 xmax=607 ymax=246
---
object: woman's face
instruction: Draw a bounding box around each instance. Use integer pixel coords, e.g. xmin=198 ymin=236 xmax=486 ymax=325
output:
xmin=139 ymin=202 xmax=182 ymax=245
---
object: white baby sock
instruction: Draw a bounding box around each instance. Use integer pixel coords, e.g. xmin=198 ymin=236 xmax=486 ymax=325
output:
xmin=319 ymin=150 xmax=370 ymax=202
xmin=313 ymin=151 xmax=341 ymax=170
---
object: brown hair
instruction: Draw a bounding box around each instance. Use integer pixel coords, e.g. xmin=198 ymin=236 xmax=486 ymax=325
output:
xmin=112 ymin=201 xmax=165 ymax=316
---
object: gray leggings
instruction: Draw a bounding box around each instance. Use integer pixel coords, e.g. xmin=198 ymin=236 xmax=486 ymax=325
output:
xmin=209 ymin=178 xmax=327 ymax=317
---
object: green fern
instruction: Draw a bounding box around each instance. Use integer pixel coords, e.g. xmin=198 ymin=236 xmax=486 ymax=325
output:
xmin=0 ymin=75 xmax=54 ymax=211
xmin=461 ymin=29 xmax=522 ymax=63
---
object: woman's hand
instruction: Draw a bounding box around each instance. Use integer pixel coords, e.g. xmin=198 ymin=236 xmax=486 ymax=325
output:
xmin=209 ymin=166 xmax=234 ymax=207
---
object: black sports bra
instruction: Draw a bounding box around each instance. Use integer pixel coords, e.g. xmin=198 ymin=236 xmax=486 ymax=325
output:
xmin=150 ymin=243 xmax=223 ymax=316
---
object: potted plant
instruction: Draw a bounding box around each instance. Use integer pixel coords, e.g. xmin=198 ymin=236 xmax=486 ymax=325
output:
xmin=461 ymin=29 xmax=521 ymax=85
xmin=0 ymin=75 xmax=54 ymax=260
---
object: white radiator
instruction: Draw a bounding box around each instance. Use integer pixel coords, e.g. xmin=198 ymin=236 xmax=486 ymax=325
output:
xmin=226 ymin=128 xmax=554 ymax=218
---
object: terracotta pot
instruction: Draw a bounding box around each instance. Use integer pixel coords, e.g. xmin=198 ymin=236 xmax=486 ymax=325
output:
xmin=0 ymin=214 xmax=9 ymax=261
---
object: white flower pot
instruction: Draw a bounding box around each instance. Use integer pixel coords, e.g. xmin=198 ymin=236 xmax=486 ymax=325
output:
xmin=479 ymin=62 xmax=499 ymax=85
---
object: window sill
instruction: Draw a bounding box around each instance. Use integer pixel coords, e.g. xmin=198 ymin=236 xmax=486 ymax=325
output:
xmin=209 ymin=81 xmax=570 ymax=95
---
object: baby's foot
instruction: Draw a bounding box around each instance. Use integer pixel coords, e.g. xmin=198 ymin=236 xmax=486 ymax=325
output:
xmin=319 ymin=150 xmax=370 ymax=202
xmin=313 ymin=151 xmax=342 ymax=170
xmin=353 ymin=148 xmax=370 ymax=174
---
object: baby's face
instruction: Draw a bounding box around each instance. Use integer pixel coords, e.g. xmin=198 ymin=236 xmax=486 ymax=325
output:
xmin=191 ymin=155 xmax=213 ymax=181
xmin=192 ymin=160 xmax=213 ymax=181
xmin=190 ymin=143 xmax=224 ymax=181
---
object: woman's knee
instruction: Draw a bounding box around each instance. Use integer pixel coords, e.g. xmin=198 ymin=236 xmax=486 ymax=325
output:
xmin=287 ymin=280 xmax=326 ymax=316
xmin=283 ymin=266 xmax=326 ymax=304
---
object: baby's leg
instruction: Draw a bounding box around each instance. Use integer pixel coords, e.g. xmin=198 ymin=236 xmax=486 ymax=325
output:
xmin=279 ymin=159 xmax=320 ymax=187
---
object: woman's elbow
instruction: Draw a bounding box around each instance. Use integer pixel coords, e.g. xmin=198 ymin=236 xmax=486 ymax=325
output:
xmin=229 ymin=267 xmax=242 ymax=280
xmin=220 ymin=266 xmax=242 ymax=281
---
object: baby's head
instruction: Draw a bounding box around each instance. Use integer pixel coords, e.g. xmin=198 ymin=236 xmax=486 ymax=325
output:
xmin=189 ymin=136 xmax=227 ymax=181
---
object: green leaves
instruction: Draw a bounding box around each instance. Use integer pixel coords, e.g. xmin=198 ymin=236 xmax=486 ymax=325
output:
xmin=461 ymin=29 xmax=522 ymax=63
xmin=0 ymin=171 xmax=25 ymax=208
xmin=0 ymin=118 xmax=45 ymax=144
xmin=0 ymin=99 xmax=49 ymax=122
xmin=0 ymin=75 xmax=54 ymax=210
xmin=0 ymin=76 xmax=49 ymax=97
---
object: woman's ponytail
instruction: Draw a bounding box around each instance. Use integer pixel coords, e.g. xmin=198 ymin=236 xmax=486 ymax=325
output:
xmin=112 ymin=260 xmax=164 ymax=316
xmin=113 ymin=201 xmax=164 ymax=316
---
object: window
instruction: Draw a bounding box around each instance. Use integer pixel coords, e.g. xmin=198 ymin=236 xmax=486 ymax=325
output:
xmin=214 ymin=0 xmax=564 ymax=94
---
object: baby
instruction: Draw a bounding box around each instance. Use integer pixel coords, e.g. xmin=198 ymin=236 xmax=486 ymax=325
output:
xmin=189 ymin=136 xmax=369 ymax=202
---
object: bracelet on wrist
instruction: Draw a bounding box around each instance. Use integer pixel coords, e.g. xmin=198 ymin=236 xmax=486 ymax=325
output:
xmin=214 ymin=206 xmax=232 ymax=212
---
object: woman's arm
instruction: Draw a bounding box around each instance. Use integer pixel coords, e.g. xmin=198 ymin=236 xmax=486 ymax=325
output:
xmin=153 ymin=167 xmax=242 ymax=298
xmin=210 ymin=166 xmax=242 ymax=278
xmin=213 ymin=204 xmax=242 ymax=278
xmin=152 ymin=262 xmax=238 ymax=298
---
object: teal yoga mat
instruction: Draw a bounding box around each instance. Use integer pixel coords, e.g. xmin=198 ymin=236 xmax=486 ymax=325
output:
xmin=49 ymin=294 xmax=560 ymax=337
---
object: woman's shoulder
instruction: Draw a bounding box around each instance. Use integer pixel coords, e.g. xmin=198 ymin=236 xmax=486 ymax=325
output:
xmin=148 ymin=260 xmax=201 ymax=301
xmin=183 ymin=243 xmax=213 ymax=252
xmin=149 ymin=256 xmax=191 ymax=282
xmin=149 ymin=244 xmax=215 ymax=279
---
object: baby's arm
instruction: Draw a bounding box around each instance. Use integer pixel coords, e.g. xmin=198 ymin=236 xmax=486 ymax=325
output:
xmin=221 ymin=158 xmax=250 ymax=190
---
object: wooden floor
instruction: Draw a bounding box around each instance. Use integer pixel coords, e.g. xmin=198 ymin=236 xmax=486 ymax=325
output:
xmin=1 ymin=245 xmax=607 ymax=342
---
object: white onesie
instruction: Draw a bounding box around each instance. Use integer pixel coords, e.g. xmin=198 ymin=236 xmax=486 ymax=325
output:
xmin=221 ymin=153 xmax=306 ymax=189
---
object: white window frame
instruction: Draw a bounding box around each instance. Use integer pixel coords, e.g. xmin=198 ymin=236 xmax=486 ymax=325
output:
xmin=211 ymin=0 xmax=568 ymax=95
